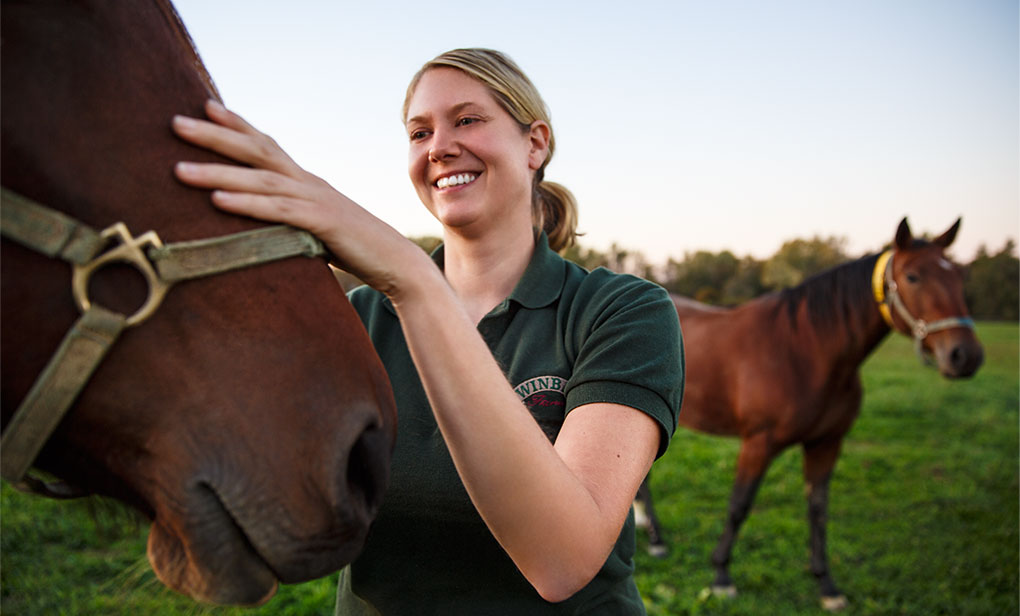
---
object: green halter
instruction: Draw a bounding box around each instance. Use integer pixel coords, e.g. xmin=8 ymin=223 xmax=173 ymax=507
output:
xmin=1 ymin=188 xmax=327 ymax=496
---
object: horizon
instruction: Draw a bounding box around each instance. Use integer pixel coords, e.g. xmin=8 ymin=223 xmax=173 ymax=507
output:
xmin=173 ymin=0 xmax=1018 ymax=265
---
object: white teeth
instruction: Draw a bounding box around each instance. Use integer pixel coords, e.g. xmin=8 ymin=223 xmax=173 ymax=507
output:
xmin=436 ymin=173 xmax=477 ymax=189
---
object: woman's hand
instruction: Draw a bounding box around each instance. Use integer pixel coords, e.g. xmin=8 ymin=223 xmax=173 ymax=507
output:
xmin=172 ymin=100 xmax=429 ymax=297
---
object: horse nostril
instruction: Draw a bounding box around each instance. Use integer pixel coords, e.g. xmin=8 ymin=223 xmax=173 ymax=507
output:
xmin=345 ymin=426 xmax=389 ymax=517
xmin=948 ymin=343 xmax=983 ymax=377
xmin=950 ymin=346 xmax=966 ymax=370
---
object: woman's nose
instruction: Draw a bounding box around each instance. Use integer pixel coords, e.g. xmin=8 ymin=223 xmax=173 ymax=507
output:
xmin=428 ymin=128 xmax=459 ymax=162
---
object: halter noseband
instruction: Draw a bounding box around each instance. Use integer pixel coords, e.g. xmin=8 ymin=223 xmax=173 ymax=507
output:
xmin=871 ymin=249 xmax=975 ymax=362
xmin=1 ymin=188 xmax=328 ymax=497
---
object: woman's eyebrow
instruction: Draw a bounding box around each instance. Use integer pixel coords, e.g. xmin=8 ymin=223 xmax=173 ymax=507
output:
xmin=406 ymin=102 xmax=482 ymax=127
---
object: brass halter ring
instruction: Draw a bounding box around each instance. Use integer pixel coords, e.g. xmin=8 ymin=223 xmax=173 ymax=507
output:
xmin=2 ymin=187 xmax=328 ymax=496
xmin=70 ymin=222 xmax=172 ymax=328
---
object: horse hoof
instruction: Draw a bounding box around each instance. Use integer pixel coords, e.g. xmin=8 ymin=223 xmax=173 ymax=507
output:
xmin=710 ymin=584 xmax=737 ymax=598
xmin=821 ymin=594 xmax=848 ymax=611
xmin=647 ymin=544 xmax=668 ymax=559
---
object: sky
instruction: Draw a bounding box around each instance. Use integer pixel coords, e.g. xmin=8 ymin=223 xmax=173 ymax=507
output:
xmin=172 ymin=0 xmax=1018 ymax=265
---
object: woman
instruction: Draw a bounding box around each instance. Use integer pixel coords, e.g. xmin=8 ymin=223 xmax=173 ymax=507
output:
xmin=173 ymin=48 xmax=684 ymax=614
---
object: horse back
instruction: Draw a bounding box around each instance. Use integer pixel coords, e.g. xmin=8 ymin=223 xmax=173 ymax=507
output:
xmin=673 ymin=292 xmax=862 ymax=443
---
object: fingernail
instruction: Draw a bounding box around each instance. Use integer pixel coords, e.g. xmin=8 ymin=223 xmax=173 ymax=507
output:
xmin=172 ymin=115 xmax=196 ymax=128
xmin=212 ymin=190 xmax=236 ymax=204
xmin=175 ymin=161 xmax=197 ymax=175
xmin=207 ymin=99 xmax=225 ymax=112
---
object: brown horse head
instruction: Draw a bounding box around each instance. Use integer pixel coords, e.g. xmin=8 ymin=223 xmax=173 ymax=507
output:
xmin=885 ymin=218 xmax=983 ymax=378
xmin=1 ymin=0 xmax=395 ymax=605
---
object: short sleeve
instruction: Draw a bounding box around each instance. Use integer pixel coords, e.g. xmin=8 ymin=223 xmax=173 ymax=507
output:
xmin=563 ymin=270 xmax=685 ymax=458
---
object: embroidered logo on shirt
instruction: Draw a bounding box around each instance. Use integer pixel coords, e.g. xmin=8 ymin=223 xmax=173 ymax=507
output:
xmin=514 ymin=375 xmax=567 ymax=443
xmin=513 ymin=375 xmax=566 ymax=401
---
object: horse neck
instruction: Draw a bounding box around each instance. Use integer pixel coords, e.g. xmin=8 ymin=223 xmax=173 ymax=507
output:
xmin=2 ymin=0 xmax=258 ymax=421
xmin=0 ymin=0 xmax=237 ymax=241
xmin=779 ymin=254 xmax=892 ymax=366
xmin=153 ymin=0 xmax=222 ymax=102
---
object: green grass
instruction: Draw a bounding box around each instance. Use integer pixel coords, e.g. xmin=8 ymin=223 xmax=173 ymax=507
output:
xmin=0 ymin=486 xmax=339 ymax=615
xmin=2 ymin=323 xmax=1017 ymax=614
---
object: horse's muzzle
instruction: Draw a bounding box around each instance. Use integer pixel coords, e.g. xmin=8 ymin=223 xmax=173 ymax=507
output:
xmin=937 ymin=339 xmax=984 ymax=379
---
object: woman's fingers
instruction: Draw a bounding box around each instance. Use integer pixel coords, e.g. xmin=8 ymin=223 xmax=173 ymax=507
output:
xmin=175 ymin=161 xmax=296 ymax=195
xmin=202 ymin=99 xmax=257 ymax=135
xmin=172 ymin=105 xmax=300 ymax=176
xmin=207 ymin=191 xmax=313 ymax=227
xmin=172 ymin=115 xmax=291 ymax=173
xmin=174 ymin=161 xmax=330 ymax=226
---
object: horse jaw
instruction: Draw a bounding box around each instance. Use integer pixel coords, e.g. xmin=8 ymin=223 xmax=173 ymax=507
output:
xmin=138 ymin=409 xmax=389 ymax=606
xmin=145 ymin=487 xmax=279 ymax=606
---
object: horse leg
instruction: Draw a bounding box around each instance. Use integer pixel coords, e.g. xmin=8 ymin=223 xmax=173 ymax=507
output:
xmin=803 ymin=439 xmax=848 ymax=611
xmin=710 ymin=434 xmax=773 ymax=596
xmin=634 ymin=474 xmax=668 ymax=557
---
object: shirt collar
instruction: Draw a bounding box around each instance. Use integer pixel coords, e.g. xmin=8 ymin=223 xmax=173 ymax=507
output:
xmin=505 ymin=230 xmax=565 ymax=310
xmin=383 ymin=231 xmax=565 ymax=315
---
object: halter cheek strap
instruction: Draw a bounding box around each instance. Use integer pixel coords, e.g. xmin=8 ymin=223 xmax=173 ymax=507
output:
xmin=0 ymin=188 xmax=328 ymax=496
xmin=871 ymin=249 xmax=975 ymax=362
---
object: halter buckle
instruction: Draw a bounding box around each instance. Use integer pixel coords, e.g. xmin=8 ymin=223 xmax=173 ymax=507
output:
xmin=71 ymin=223 xmax=172 ymax=327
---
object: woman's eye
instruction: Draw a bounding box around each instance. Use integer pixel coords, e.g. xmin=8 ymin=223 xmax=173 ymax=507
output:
xmin=409 ymin=130 xmax=429 ymax=141
xmin=456 ymin=117 xmax=477 ymax=127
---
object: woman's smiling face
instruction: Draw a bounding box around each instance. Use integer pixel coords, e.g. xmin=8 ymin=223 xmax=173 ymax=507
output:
xmin=405 ymin=68 xmax=547 ymax=236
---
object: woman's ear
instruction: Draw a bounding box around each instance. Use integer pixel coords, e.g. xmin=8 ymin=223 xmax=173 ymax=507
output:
xmin=527 ymin=121 xmax=551 ymax=171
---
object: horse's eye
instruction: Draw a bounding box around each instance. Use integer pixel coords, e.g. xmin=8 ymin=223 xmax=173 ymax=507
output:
xmin=906 ymin=272 xmax=920 ymax=284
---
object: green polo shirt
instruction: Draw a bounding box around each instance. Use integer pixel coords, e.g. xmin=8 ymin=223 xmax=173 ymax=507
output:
xmin=336 ymin=232 xmax=684 ymax=615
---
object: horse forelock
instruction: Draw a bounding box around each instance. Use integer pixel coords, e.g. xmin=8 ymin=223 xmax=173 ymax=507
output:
xmin=1 ymin=0 xmax=245 ymax=241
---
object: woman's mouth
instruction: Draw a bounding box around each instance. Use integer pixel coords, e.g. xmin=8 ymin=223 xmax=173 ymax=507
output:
xmin=435 ymin=173 xmax=478 ymax=189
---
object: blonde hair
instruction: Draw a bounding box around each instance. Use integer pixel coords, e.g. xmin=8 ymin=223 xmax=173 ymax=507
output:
xmin=403 ymin=48 xmax=579 ymax=252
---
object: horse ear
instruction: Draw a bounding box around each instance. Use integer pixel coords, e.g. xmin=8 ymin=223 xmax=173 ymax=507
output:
xmin=895 ymin=217 xmax=912 ymax=250
xmin=933 ymin=218 xmax=961 ymax=249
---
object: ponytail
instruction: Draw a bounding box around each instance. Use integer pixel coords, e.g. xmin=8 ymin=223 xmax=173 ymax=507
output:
xmin=534 ymin=179 xmax=578 ymax=253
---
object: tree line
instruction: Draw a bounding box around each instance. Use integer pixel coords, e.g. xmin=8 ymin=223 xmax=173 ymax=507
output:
xmin=398 ymin=235 xmax=1018 ymax=321
xmin=562 ymin=236 xmax=1019 ymax=321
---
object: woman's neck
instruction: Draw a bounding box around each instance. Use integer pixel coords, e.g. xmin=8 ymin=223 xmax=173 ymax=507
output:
xmin=442 ymin=225 xmax=536 ymax=324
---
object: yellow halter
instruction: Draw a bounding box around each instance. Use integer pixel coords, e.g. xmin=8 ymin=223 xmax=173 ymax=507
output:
xmin=871 ymin=250 xmax=896 ymax=328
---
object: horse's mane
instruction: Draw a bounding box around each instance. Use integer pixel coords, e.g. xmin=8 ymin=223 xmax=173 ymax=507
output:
xmin=154 ymin=0 xmax=222 ymax=102
xmin=776 ymin=252 xmax=883 ymax=332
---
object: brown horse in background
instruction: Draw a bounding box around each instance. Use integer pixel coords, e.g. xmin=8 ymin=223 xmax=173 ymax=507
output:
xmin=636 ymin=218 xmax=982 ymax=610
xmin=2 ymin=1 xmax=395 ymax=606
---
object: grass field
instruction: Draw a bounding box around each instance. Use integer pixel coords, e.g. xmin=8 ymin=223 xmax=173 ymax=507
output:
xmin=2 ymin=322 xmax=1017 ymax=615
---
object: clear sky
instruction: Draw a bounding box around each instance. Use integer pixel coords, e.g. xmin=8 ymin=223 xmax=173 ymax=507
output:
xmin=173 ymin=0 xmax=1018 ymax=265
